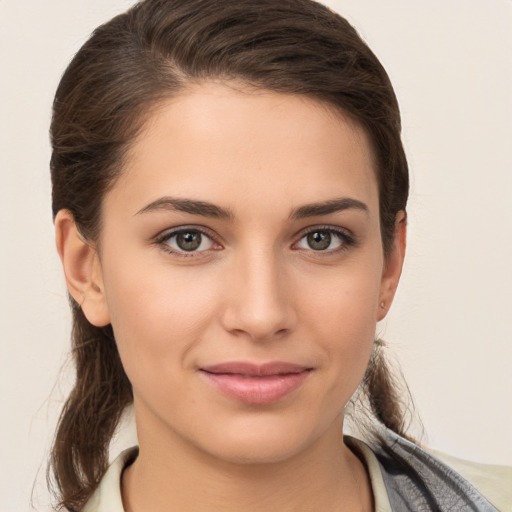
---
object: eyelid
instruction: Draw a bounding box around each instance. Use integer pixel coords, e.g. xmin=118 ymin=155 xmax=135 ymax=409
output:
xmin=152 ymin=223 xmax=356 ymax=258
xmin=153 ymin=225 xmax=223 ymax=257
xmin=292 ymin=225 xmax=356 ymax=251
xmin=296 ymin=224 xmax=354 ymax=238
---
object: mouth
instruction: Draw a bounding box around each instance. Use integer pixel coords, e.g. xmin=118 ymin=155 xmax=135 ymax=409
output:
xmin=199 ymin=361 xmax=313 ymax=404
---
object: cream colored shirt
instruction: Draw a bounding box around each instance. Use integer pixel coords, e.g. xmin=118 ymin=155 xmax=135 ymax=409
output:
xmin=82 ymin=440 xmax=512 ymax=511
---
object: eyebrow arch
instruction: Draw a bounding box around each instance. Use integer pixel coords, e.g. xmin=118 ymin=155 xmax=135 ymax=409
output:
xmin=135 ymin=196 xmax=368 ymax=220
xmin=136 ymin=197 xmax=235 ymax=220
xmin=289 ymin=197 xmax=369 ymax=219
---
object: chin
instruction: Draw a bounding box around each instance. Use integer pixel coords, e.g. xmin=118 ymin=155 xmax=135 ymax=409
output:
xmin=205 ymin=436 xmax=309 ymax=466
xmin=191 ymin=413 xmax=340 ymax=466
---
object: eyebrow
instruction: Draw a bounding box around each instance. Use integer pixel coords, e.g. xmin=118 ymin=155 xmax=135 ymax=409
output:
xmin=290 ymin=197 xmax=368 ymax=220
xmin=136 ymin=197 xmax=235 ymax=220
xmin=136 ymin=196 xmax=368 ymax=220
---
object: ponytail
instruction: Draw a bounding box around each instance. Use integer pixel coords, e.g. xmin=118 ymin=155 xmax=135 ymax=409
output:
xmin=348 ymin=338 xmax=419 ymax=443
xmin=47 ymin=301 xmax=132 ymax=511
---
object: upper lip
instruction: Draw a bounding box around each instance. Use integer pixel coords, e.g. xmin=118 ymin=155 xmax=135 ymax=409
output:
xmin=200 ymin=361 xmax=312 ymax=377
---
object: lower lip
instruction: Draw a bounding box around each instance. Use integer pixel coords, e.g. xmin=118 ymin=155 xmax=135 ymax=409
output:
xmin=200 ymin=370 xmax=311 ymax=404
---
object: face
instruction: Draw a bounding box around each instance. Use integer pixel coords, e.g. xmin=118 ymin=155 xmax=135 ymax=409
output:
xmin=84 ymin=83 xmax=402 ymax=464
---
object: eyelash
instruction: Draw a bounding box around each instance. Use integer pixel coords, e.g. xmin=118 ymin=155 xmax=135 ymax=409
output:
xmin=154 ymin=225 xmax=356 ymax=258
xmin=296 ymin=226 xmax=356 ymax=254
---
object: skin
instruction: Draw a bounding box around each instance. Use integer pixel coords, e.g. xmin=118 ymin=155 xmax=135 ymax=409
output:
xmin=56 ymin=82 xmax=406 ymax=511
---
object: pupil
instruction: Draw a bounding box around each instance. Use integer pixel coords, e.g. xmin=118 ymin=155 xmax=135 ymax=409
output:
xmin=177 ymin=231 xmax=201 ymax=251
xmin=307 ymin=231 xmax=331 ymax=250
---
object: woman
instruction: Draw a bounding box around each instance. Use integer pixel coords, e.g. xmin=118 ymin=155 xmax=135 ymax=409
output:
xmin=48 ymin=0 xmax=511 ymax=510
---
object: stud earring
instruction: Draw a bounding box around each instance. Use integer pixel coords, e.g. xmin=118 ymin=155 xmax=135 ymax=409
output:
xmin=379 ymin=301 xmax=385 ymax=309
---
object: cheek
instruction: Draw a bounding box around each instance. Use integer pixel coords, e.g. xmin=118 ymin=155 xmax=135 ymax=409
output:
xmin=300 ymin=258 xmax=382 ymax=389
xmin=100 ymin=255 xmax=222 ymax=379
xmin=302 ymin=257 xmax=382 ymax=334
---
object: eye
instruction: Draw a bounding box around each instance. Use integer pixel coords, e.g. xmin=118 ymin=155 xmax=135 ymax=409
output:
xmin=158 ymin=228 xmax=219 ymax=256
xmin=295 ymin=227 xmax=354 ymax=252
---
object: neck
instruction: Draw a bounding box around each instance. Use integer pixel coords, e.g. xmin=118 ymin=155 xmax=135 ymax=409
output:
xmin=121 ymin=415 xmax=373 ymax=512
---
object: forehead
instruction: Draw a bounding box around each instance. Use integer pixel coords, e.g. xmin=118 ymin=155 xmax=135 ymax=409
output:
xmin=113 ymin=82 xmax=379 ymax=218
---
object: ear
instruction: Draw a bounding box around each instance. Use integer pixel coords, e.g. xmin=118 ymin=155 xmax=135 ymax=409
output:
xmin=377 ymin=211 xmax=407 ymax=321
xmin=55 ymin=210 xmax=111 ymax=327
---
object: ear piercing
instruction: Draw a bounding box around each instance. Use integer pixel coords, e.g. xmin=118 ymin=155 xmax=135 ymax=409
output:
xmin=379 ymin=301 xmax=385 ymax=309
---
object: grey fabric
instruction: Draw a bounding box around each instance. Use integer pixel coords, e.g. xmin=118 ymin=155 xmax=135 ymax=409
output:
xmin=371 ymin=429 xmax=499 ymax=511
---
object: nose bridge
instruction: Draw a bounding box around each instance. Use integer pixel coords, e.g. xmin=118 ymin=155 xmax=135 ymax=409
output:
xmin=222 ymin=244 xmax=296 ymax=341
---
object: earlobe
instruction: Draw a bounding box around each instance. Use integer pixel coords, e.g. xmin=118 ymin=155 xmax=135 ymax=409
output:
xmin=377 ymin=211 xmax=407 ymax=321
xmin=55 ymin=210 xmax=111 ymax=327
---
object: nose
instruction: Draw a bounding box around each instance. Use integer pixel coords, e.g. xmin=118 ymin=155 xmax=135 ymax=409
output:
xmin=220 ymin=248 xmax=297 ymax=342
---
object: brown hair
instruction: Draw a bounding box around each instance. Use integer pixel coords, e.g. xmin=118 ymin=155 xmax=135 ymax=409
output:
xmin=49 ymin=0 xmax=410 ymax=509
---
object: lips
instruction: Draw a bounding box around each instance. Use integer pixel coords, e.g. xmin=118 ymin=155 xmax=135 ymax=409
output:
xmin=199 ymin=361 xmax=312 ymax=404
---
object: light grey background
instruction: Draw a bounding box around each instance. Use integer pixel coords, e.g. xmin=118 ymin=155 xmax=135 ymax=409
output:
xmin=1 ymin=0 xmax=511 ymax=510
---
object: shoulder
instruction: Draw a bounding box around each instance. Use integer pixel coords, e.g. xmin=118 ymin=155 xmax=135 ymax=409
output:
xmin=80 ymin=446 xmax=138 ymax=512
xmin=370 ymin=429 xmax=512 ymax=512
xmin=431 ymin=448 xmax=512 ymax=512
